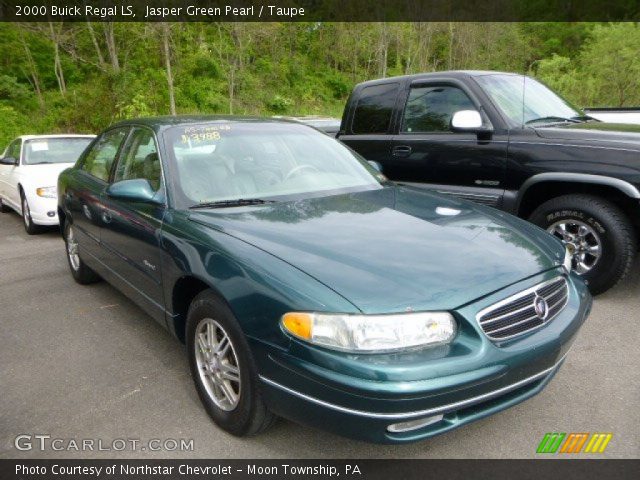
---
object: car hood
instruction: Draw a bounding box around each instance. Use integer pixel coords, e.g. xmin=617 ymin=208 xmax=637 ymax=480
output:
xmin=20 ymin=163 xmax=75 ymax=187
xmin=189 ymin=187 xmax=564 ymax=313
xmin=535 ymin=122 xmax=640 ymax=150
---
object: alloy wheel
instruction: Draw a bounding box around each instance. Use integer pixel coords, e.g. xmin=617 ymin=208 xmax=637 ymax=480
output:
xmin=66 ymin=226 xmax=81 ymax=271
xmin=548 ymin=220 xmax=602 ymax=274
xmin=22 ymin=196 xmax=31 ymax=227
xmin=195 ymin=318 xmax=241 ymax=411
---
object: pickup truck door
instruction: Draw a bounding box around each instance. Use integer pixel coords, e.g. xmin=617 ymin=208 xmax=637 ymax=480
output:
xmin=389 ymin=82 xmax=508 ymax=208
xmin=99 ymin=126 xmax=166 ymax=323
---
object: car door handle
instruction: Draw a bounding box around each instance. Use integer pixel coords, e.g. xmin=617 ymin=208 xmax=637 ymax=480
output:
xmin=392 ymin=145 xmax=412 ymax=157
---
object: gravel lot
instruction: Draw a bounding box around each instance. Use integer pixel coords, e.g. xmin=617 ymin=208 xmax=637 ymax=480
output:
xmin=0 ymin=210 xmax=638 ymax=459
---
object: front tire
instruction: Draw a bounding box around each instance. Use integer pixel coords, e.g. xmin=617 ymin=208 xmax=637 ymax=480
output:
xmin=529 ymin=194 xmax=637 ymax=294
xmin=64 ymin=221 xmax=100 ymax=284
xmin=186 ymin=290 xmax=275 ymax=436
xmin=21 ymin=192 xmax=41 ymax=235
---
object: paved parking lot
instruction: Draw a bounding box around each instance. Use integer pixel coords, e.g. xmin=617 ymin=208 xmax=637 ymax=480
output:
xmin=0 ymin=210 xmax=638 ymax=459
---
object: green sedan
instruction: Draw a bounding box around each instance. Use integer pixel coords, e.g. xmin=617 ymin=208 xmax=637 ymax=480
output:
xmin=57 ymin=116 xmax=591 ymax=443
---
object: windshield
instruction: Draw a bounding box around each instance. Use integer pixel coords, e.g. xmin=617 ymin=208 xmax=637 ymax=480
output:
xmin=474 ymin=74 xmax=583 ymax=126
xmin=165 ymin=122 xmax=382 ymax=206
xmin=23 ymin=137 xmax=93 ymax=165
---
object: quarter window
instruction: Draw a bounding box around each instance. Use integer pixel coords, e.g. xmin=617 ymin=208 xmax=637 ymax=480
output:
xmin=81 ymin=128 xmax=127 ymax=181
xmin=402 ymin=85 xmax=476 ymax=133
xmin=113 ymin=128 xmax=162 ymax=192
xmin=351 ymin=83 xmax=399 ymax=134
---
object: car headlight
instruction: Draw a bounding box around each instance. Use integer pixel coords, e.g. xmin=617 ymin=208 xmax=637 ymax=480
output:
xmin=36 ymin=186 xmax=57 ymax=198
xmin=281 ymin=311 xmax=456 ymax=353
xmin=563 ymin=245 xmax=573 ymax=273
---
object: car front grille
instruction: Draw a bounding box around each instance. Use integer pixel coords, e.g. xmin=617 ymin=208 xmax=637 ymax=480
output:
xmin=476 ymin=276 xmax=569 ymax=341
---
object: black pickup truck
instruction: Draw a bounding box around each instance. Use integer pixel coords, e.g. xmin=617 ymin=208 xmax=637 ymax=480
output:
xmin=337 ymin=70 xmax=640 ymax=294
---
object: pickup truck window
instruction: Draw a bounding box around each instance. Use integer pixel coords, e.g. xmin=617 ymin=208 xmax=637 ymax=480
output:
xmin=475 ymin=74 xmax=581 ymax=126
xmin=351 ymin=83 xmax=399 ymax=134
xmin=401 ymin=85 xmax=475 ymax=133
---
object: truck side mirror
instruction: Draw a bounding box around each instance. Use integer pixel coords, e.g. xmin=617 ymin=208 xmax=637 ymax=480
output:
xmin=451 ymin=110 xmax=493 ymax=134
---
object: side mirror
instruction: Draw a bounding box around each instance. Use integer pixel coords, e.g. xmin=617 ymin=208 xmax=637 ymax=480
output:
xmin=0 ymin=156 xmax=17 ymax=165
xmin=368 ymin=160 xmax=383 ymax=173
xmin=106 ymin=179 xmax=161 ymax=204
xmin=451 ymin=110 xmax=493 ymax=133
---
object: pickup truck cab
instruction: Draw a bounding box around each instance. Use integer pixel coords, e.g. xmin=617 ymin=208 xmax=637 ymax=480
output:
xmin=338 ymin=71 xmax=640 ymax=294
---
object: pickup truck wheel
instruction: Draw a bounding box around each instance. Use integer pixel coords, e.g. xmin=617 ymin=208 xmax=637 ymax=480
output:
xmin=529 ymin=194 xmax=636 ymax=294
xmin=186 ymin=290 xmax=276 ymax=437
xmin=63 ymin=221 xmax=100 ymax=284
xmin=21 ymin=192 xmax=41 ymax=235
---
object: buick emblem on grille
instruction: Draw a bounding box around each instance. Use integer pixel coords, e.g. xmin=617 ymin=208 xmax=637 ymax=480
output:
xmin=534 ymin=295 xmax=549 ymax=320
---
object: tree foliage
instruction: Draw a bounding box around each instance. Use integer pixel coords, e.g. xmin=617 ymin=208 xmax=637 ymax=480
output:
xmin=0 ymin=21 xmax=638 ymax=148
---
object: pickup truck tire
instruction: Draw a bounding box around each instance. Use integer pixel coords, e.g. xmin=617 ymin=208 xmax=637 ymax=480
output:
xmin=186 ymin=290 xmax=276 ymax=437
xmin=529 ymin=194 xmax=636 ymax=295
xmin=63 ymin=221 xmax=101 ymax=284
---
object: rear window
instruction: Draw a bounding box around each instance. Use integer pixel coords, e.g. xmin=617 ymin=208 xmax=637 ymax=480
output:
xmin=351 ymin=83 xmax=399 ymax=134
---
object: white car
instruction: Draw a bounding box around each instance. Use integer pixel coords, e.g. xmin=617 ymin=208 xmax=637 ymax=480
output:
xmin=0 ymin=134 xmax=95 ymax=234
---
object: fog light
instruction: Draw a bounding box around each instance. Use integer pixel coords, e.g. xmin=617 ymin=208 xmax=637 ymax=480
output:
xmin=47 ymin=211 xmax=56 ymax=217
xmin=387 ymin=414 xmax=444 ymax=433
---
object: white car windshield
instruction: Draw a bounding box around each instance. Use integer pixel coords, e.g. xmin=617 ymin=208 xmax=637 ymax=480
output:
xmin=166 ymin=122 xmax=383 ymax=206
xmin=23 ymin=138 xmax=93 ymax=165
xmin=475 ymin=74 xmax=583 ymax=126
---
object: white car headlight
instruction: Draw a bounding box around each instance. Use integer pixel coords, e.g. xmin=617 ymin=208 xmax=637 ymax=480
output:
xmin=563 ymin=245 xmax=573 ymax=273
xmin=36 ymin=186 xmax=57 ymax=198
xmin=281 ymin=311 xmax=456 ymax=353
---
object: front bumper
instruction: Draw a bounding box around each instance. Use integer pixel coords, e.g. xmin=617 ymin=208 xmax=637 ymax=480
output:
xmin=26 ymin=195 xmax=59 ymax=225
xmin=253 ymin=270 xmax=591 ymax=443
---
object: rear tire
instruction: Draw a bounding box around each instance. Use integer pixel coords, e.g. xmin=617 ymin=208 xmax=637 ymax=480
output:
xmin=63 ymin=221 xmax=100 ymax=284
xmin=0 ymin=197 xmax=10 ymax=213
xmin=529 ymin=194 xmax=636 ymax=295
xmin=21 ymin=191 xmax=41 ymax=235
xmin=186 ymin=290 xmax=276 ymax=437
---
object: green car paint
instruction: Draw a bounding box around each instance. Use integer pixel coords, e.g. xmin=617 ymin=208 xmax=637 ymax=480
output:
xmin=58 ymin=117 xmax=591 ymax=443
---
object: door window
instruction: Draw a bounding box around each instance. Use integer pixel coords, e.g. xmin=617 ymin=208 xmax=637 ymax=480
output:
xmin=401 ymin=85 xmax=476 ymax=133
xmin=81 ymin=128 xmax=128 ymax=181
xmin=351 ymin=83 xmax=399 ymax=134
xmin=113 ymin=128 xmax=162 ymax=192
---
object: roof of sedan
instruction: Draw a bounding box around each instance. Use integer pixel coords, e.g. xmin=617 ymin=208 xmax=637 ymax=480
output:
xmin=17 ymin=134 xmax=95 ymax=141
xmin=110 ymin=115 xmax=303 ymax=130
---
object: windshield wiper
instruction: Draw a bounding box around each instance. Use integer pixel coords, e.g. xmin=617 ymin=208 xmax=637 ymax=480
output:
xmin=189 ymin=198 xmax=276 ymax=209
xmin=28 ymin=161 xmax=55 ymax=165
xmin=525 ymin=116 xmax=582 ymax=126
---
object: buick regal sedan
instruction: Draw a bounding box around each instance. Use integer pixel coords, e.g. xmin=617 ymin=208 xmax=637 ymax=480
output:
xmin=57 ymin=117 xmax=591 ymax=443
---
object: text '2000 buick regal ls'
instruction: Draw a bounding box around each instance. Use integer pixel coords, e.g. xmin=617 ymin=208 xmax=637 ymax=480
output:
xmin=57 ymin=117 xmax=591 ymax=443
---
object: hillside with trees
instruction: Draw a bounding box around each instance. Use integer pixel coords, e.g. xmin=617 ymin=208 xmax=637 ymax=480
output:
xmin=1 ymin=22 xmax=639 ymax=147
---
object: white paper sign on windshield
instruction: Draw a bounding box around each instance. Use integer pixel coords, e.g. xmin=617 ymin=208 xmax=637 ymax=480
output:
xmin=30 ymin=142 xmax=49 ymax=151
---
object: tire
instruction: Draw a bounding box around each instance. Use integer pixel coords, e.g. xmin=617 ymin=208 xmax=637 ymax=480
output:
xmin=529 ymin=194 xmax=637 ymax=295
xmin=21 ymin=191 xmax=41 ymax=235
xmin=63 ymin=221 xmax=101 ymax=284
xmin=0 ymin=197 xmax=10 ymax=213
xmin=186 ymin=290 xmax=276 ymax=437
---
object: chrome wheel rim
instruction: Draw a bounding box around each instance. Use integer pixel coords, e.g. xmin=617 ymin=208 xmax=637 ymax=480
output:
xmin=548 ymin=219 xmax=602 ymax=274
xmin=66 ymin=226 xmax=81 ymax=271
xmin=195 ymin=318 xmax=241 ymax=411
xmin=22 ymin=197 xmax=31 ymax=227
